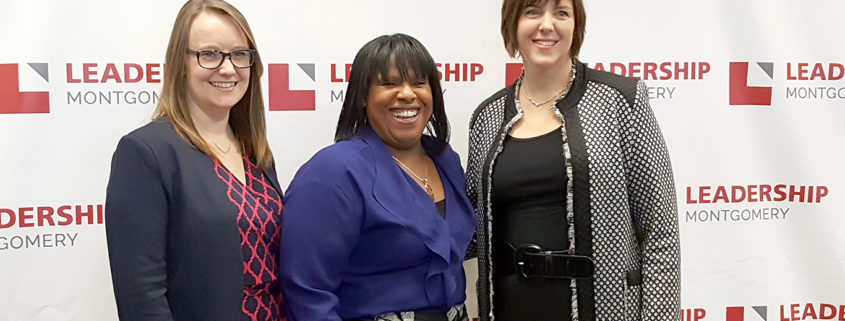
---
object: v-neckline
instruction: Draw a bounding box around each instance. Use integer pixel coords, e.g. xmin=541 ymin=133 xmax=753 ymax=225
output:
xmin=215 ymin=156 xmax=248 ymax=187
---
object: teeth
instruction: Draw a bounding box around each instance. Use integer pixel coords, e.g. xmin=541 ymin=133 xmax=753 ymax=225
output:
xmin=392 ymin=109 xmax=419 ymax=118
xmin=535 ymin=40 xmax=557 ymax=46
xmin=211 ymin=82 xmax=235 ymax=88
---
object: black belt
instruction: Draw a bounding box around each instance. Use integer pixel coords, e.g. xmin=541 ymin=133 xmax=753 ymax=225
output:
xmin=495 ymin=241 xmax=595 ymax=279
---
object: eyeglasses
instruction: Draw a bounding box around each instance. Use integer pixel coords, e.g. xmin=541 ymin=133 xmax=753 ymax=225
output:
xmin=186 ymin=49 xmax=256 ymax=69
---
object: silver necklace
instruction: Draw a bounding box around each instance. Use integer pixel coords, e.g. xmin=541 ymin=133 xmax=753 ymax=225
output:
xmin=521 ymin=63 xmax=576 ymax=107
xmin=392 ymin=155 xmax=434 ymax=200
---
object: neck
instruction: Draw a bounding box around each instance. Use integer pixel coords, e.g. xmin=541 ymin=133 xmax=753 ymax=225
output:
xmin=189 ymin=102 xmax=231 ymax=138
xmin=522 ymin=57 xmax=574 ymax=96
xmin=387 ymin=143 xmax=426 ymax=161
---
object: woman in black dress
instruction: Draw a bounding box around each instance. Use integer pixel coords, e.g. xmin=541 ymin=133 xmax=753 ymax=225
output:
xmin=466 ymin=0 xmax=681 ymax=320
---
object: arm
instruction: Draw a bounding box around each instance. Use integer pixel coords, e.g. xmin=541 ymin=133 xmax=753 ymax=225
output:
xmin=463 ymin=112 xmax=485 ymax=261
xmin=464 ymin=91 xmax=509 ymax=261
xmin=105 ymin=135 xmax=173 ymax=321
xmin=624 ymin=81 xmax=681 ymax=321
xmin=280 ymin=169 xmax=363 ymax=321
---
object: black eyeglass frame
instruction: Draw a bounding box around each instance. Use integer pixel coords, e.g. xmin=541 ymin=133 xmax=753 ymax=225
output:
xmin=186 ymin=49 xmax=256 ymax=69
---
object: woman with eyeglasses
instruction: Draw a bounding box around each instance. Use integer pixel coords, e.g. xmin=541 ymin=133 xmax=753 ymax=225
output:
xmin=105 ymin=1 xmax=284 ymax=320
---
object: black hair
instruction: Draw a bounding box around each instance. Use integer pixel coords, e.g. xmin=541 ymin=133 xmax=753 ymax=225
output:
xmin=334 ymin=33 xmax=449 ymax=153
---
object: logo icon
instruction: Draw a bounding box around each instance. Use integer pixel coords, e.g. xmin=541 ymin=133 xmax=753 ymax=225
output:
xmin=0 ymin=63 xmax=49 ymax=114
xmin=505 ymin=63 xmax=523 ymax=86
xmin=727 ymin=306 xmax=768 ymax=321
xmin=268 ymin=63 xmax=316 ymax=111
xmin=729 ymin=62 xmax=773 ymax=106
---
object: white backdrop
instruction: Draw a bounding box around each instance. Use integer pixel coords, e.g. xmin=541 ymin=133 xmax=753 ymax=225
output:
xmin=1 ymin=1 xmax=844 ymax=321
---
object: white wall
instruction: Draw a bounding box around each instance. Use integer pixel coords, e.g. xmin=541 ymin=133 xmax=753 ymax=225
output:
xmin=1 ymin=1 xmax=844 ymax=320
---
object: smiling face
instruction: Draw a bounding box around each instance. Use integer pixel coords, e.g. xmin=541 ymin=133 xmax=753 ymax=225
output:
xmin=365 ymin=63 xmax=434 ymax=152
xmin=516 ymin=0 xmax=575 ymax=69
xmin=185 ymin=10 xmax=251 ymax=116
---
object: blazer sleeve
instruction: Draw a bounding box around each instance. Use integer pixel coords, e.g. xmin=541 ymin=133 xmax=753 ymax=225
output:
xmin=280 ymin=165 xmax=364 ymax=321
xmin=105 ymin=135 xmax=174 ymax=321
xmin=624 ymin=80 xmax=681 ymax=321
xmin=463 ymin=108 xmax=486 ymax=261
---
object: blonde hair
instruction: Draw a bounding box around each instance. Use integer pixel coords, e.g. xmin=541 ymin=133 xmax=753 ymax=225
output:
xmin=153 ymin=0 xmax=273 ymax=169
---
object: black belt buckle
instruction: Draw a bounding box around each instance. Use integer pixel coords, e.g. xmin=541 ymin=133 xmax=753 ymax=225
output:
xmin=514 ymin=244 xmax=543 ymax=278
xmin=514 ymin=243 xmax=595 ymax=280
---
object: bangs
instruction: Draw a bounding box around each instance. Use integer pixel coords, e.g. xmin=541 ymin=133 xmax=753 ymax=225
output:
xmin=523 ymin=0 xmax=561 ymax=10
xmin=335 ymin=33 xmax=448 ymax=147
xmin=365 ymin=36 xmax=437 ymax=84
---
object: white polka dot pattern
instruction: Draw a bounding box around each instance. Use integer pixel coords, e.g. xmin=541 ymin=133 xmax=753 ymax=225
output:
xmin=467 ymin=66 xmax=680 ymax=321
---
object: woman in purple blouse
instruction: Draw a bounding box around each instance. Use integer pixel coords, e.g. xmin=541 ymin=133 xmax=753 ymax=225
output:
xmin=279 ymin=34 xmax=475 ymax=321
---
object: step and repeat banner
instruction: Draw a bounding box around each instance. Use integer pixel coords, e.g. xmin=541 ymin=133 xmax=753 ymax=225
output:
xmin=1 ymin=1 xmax=843 ymax=320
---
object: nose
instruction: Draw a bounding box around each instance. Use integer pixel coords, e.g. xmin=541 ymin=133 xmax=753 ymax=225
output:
xmin=396 ymin=82 xmax=417 ymax=101
xmin=218 ymin=56 xmax=237 ymax=75
xmin=538 ymin=13 xmax=554 ymax=32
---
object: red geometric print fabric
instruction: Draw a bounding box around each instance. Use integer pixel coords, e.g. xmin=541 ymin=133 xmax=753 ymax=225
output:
xmin=214 ymin=157 xmax=285 ymax=321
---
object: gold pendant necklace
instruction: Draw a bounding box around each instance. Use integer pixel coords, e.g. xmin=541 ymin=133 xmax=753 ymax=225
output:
xmin=212 ymin=140 xmax=232 ymax=154
xmin=521 ymin=62 xmax=577 ymax=108
xmin=391 ymin=155 xmax=435 ymax=200
xmin=522 ymin=83 xmax=568 ymax=107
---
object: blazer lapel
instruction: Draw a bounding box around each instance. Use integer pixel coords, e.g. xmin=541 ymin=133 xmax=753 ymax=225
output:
xmin=360 ymin=127 xmax=451 ymax=267
xmin=428 ymin=141 xmax=476 ymax=256
xmin=261 ymin=166 xmax=284 ymax=198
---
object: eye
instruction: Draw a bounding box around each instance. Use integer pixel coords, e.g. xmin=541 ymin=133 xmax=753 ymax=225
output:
xmin=523 ymin=7 xmax=540 ymax=16
xmin=230 ymin=50 xmax=251 ymax=57
xmin=557 ymin=10 xmax=570 ymax=17
xmin=198 ymin=50 xmax=221 ymax=58
xmin=412 ymin=79 xmax=428 ymax=87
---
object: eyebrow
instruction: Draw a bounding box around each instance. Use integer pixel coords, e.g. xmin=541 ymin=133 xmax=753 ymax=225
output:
xmin=192 ymin=43 xmax=250 ymax=50
xmin=523 ymin=3 xmax=572 ymax=10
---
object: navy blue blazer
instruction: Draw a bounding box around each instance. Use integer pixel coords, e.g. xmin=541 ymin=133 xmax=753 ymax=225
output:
xmin=105 ymin=118 xmax=283 ymax=321
xmin=279 ymin=127 xmax=476 ymax=321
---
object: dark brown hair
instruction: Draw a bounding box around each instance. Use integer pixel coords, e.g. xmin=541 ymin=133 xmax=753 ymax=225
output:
xmin=501 ymin=0 xmax=586 ymax=59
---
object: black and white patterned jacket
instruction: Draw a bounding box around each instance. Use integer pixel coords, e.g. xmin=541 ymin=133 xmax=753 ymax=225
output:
xmin=466 ymin=61 xmax=680 ymax=321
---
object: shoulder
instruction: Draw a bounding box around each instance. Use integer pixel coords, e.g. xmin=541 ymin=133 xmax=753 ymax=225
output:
xmin=476 ymin=86 xmax=511 ymax=111
xmin=119 ymin=118 xmax=183 ymax=150
xmin=584 ymin=66 xmax=641 ymax=106
xmin=471 ymin=86 xmax=512 ymax=127
xmin=108 ymin=120 xmax=181 ymax=182
xmin=292 ymin=138 xmax=372 ymax=182
xmin=426 ymin=137 xmax=461 ymax=166
xmin=113 ymin=118 xmax=199 ymax=173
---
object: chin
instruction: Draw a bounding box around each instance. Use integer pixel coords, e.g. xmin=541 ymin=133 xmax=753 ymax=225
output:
xmin=529 ymin=54 xmax=566 ymax=65
xmin=211 ymin=99 xmax=241 ymax=110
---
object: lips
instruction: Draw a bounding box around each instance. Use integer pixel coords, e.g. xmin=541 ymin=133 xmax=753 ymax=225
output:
xmin=390 ymin=106 xmax=422 ymax=122
xmin=392 ymin=109 xmax=419 ymax=118
xmin=533 ymin=39 xmax=558 ymax=47
xmin=210 ymin=81 xmax=237 ymax=88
